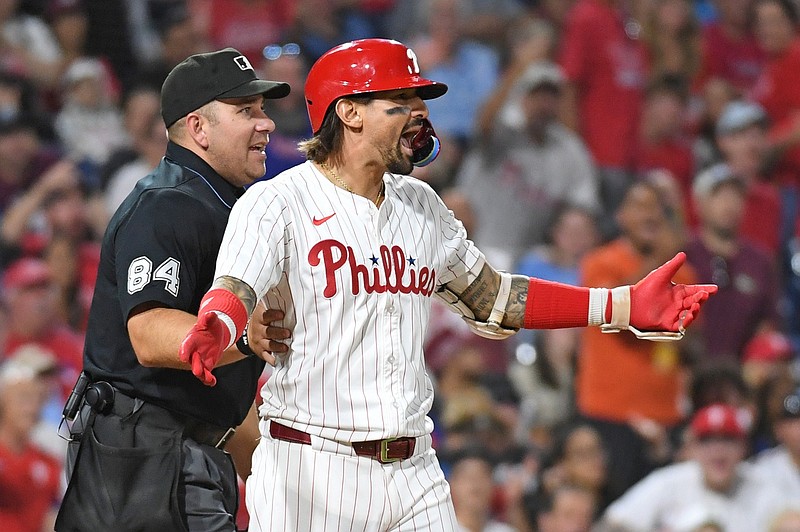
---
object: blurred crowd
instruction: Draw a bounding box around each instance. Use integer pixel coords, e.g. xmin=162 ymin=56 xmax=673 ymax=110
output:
xmin=1 ymin=0 xmax=800 ymax=531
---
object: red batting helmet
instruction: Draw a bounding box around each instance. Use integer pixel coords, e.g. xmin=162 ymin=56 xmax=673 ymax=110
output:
xmin=304 ymin=39 xmax=448 ymax=133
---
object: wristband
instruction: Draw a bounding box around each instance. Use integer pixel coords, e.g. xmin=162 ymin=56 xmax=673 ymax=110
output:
xmin=198 ymin=288 xmax=249 ymax=350
xmin=236 ymin=323 xmax=258 ymax=358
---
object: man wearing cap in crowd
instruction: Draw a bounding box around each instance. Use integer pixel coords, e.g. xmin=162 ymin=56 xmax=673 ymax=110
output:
xmin=55 ymin=48 xmax=292 ymax=531
xmin=456 ymin=61 xmax=599 ymax=270
xmin=685 ymin=162 xmax=782 ymax=363
xmin=0 ymin=349 xmax=63 ymax=532
xmin=712 ymin=99 xmax=782 ymax=257
xmin=600 ymin=403 xmax=791 ymax=532
xmin=1 ymin=257 xmax=83 ymax=399
xmin=753 ymin=386 xmax=800 ymax=503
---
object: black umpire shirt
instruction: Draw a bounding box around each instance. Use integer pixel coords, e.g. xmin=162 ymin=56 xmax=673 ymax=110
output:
xmin=83 ymin=141 xmax=265 ymax=428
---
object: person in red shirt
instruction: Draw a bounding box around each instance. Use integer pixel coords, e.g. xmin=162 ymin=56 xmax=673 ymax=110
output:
xmin=559 ymin=0 xmax=650 ymax=218
xmin=1 ymin=258 xmax=83 ymax=401
xmin=634 ymin=74 xmax=695 ymax=214
xmin=714 ymin=100 xmax=783 ymax=256
xmin=752 ymin=0 xmax=800 ymax=188
xmin=0 ymin=352 xmax=62 ymax=532
xmin=696 ymin=0 xmax=766 ymax=95
xmin=207 ymin=0 xmax=295 ymax=64
xmin=577 ymin=181 xmax=697 ymax=501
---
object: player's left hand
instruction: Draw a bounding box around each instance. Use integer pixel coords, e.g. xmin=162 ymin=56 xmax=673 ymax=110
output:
xmin=630 ymin=252 xmax=717 ymax=332
xmin=179 ymin=312 xmax=229 ymax=386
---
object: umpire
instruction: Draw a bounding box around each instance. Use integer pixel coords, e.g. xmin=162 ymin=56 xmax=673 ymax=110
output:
xmin=55 ymin=48 xmax=290 ymax=531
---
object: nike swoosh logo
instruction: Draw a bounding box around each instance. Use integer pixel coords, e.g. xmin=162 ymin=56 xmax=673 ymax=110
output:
xmin=312 ymin=213 xmax=336 ymax=226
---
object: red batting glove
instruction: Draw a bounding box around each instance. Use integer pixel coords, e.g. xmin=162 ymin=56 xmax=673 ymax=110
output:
xmin=630 ymin=252 xmax=718 ymax=332
xmin=179 ymin=312 xmax=230 ymax=387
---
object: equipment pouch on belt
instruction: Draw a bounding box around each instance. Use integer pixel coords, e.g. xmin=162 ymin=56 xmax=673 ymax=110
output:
xmin=55 ymin=426 xmax=187 ymax=531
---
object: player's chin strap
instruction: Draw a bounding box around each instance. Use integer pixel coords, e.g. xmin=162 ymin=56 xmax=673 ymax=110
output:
xmin=596 ymin=286 xmax=685 ymax=342
xmin=435 ymin=271 xmax=519 ymax=340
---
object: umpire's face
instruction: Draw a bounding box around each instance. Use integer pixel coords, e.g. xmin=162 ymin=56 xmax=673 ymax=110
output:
xmin=202 ymin=95 xmax=276 ymax=187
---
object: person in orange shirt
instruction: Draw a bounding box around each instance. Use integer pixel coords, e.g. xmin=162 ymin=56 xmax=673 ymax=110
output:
xmin=577 ymin=180 xmax=698 ymax=501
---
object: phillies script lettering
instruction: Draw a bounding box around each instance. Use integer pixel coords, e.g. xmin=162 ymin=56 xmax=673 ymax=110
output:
xmin=309 ymin=239 xmax=436 ymax=298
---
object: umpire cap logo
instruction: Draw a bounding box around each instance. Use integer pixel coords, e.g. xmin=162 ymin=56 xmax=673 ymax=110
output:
xmin=234 ymin=55 xmax=253 ymax=71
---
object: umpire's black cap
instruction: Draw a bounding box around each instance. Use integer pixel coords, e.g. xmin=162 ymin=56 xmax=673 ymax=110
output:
xmin=161 ymin=47 xmax=290 ymax=127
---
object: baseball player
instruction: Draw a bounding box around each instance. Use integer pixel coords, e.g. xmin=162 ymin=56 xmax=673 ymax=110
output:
xmin=179 ymin=39 xmax=717 ymax=531
xmin=55 ymin=48 xmax=291 ymax=531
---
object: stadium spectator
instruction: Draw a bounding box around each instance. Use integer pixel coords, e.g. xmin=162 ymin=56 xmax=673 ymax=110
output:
xmin=559 ymin=0 xmax=650 ymax=219
xmin=1 ymin=258 xmax=83 ymax=397
xmin=456 ymin=62 xmax=598 ymax=270
xmin=511 ymin=203 xmax=601 ymax=448
xmin=691 ymin=76 xmax=738 ymax=172
xmin=576 ymin=180 xmax=696 ymax=500
xmin=713 ymin=99 xmax=783 ymax=256
xmin=0 ymin=114 xmax=62 ymax=216
xmin=697 ymin=0 xmax=765 ymax=94
xmin=53 ymin=57 xmax=127 ymax=173
xmin=533 ymin=423 xmax=611 ymax=517
xmin=600 ymin=403 xmax=789 ymax=532
xmin=525 ymin=483 xmax=597 ymax=532
xmin=206 ymin=0 xmax=295 ymax=64
xmin=633 ymin=74 xmax=696 ymax=215
xmin=752 ymin=386 xmax=800 ymax=498
xmin=0 ymin=350 xmax=62 ymax=532
xmin=258 ymin=43 xmax=312 ymax=180
xmin=641 ymin=0 xmax=702 ymax=85
xmin=741 ymin=330 xmax=796 ymax=451
xmin=474 ymin=16 xmax=556 ymax=135
xmin=448 ymin=447 xmax=515 ymax=532
xmin=135 ymin=3 xmax=205 ymax=90
xmin=101 ymin=84 xmax=165 ymax=215
xmin=0 ymin=0 xmax=64 ymax=91
xmin=407 ymin=0 xmax=501 ymax=144
xmin=685 ymin=163 xmax=781 ymax=362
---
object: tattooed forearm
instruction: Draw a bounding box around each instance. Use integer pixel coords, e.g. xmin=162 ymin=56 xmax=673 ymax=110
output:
xmin=458 ymin=264 xmax=498 ymax=321
xmin=455 ymin=265 xmax=531 ymax=329
xmin=211 ymin=275 xmax=258 ymax=316
xmin=503 ymin=276 xmax=529 ymax=329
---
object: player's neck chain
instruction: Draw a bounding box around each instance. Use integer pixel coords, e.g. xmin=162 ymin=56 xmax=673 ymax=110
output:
xmin=319 ymin=161 xmax=384 ymax=207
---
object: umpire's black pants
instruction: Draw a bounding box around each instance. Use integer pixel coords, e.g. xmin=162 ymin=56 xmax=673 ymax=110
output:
xmin=55 ymin=395 xmax=239 ymax=532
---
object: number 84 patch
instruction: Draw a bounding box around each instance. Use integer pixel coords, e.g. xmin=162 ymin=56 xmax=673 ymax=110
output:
xmin=127 ymin=256 xmax=180 ymax=296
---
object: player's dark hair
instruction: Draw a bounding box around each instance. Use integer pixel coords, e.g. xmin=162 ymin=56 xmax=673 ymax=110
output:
xmin=299 ymin=95 xmax=371 ymax=163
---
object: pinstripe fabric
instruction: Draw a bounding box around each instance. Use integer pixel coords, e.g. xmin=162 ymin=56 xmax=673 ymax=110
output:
xmin=217 ymin=161 xmax=483 ymax=442
xmin=246 ymin=420 xmax=460 ymax=532
xmin=218 ymin=161 xmax=477 ymax=530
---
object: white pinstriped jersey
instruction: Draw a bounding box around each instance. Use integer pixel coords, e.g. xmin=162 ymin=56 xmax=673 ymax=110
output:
xmin=216 ymin=160 xmax=483 ymax=442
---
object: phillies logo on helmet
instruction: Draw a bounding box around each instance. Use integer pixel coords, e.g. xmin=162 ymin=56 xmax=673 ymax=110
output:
xmin=309 ymin=239 xmax=436 ymax=298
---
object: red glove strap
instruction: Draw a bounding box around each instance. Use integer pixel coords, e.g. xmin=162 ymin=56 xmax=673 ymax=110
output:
xmin=524 ymin=278 xmax=590 ymax=329
xmin=199 ymin=288 xmax=249 ymax=345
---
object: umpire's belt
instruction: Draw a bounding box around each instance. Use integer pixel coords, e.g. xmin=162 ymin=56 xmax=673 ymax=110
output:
xmin=99 ymin=385 xmax=235 ymax=450
xmin=269 ymin=421 xmax=416 ymax=464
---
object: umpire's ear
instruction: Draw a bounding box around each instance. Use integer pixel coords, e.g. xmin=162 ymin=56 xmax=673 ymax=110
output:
xmin=184 ymin=111 xmax=211 ymax=149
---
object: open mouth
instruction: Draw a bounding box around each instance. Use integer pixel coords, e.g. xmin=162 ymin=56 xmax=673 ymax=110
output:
xmin=250 ymin=142 xmax=267 ymax=155
xmin=400 ymin=129 xmax=417 ymax=157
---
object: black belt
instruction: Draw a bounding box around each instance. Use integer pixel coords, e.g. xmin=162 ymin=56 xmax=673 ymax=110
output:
xmin=269 ymin=421 xmax=416 ymax=463
xmin=95 ymin=384 xmax=235 ymax=450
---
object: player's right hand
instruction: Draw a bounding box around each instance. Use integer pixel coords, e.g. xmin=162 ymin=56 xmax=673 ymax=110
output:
xmin=179 ymin=312 xmax=229 ymax=386
xmin=630 ymin=252 xmax=717 ymax=332
xmin=249 ymin=308 xmax=291 ymax=366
